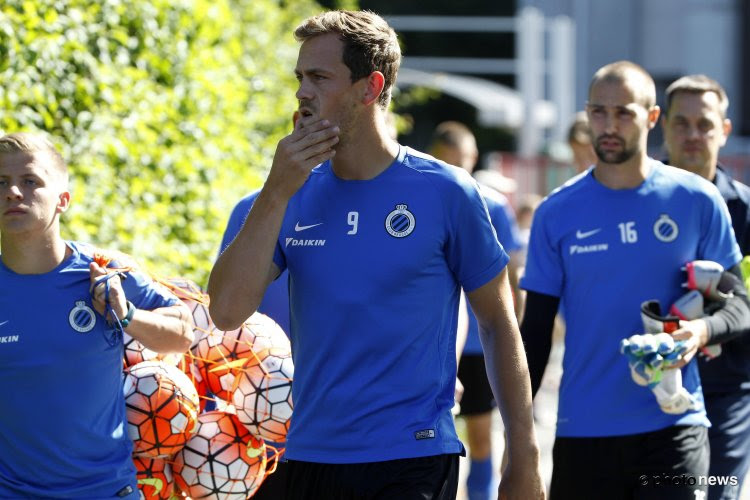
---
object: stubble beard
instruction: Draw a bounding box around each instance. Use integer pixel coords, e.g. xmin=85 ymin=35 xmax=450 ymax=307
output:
xmin=594 ymin=137 xmax=638 ymax=165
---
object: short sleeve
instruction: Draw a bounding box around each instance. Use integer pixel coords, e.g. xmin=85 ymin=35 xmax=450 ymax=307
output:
xmin=219 ymin=192 xmax=259 ymax=256
xmin=488 ymin=197 xmax=523 ymax=253
xmin=122 ymin=270 xmax=179 ymax=310
xmin=520 ymin=201 xmax=564 ymax=297
xmin=446 ymin=175 xmax=509 ymax=292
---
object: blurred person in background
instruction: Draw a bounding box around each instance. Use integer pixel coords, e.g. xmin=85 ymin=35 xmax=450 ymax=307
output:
xmin=431 ymin=121 xmax=524 ymax=500
xmin=662 ymin=74 xmax=750 ymax=500
xmin=567 ymin=111 xmax=597 ymax=174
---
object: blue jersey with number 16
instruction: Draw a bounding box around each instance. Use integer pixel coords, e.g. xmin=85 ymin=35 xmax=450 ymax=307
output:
xmin=521 ymin=161 xmax=741 ymax=437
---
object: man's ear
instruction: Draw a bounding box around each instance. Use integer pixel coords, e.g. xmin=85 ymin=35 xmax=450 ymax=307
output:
xmin=57 ymin=191 xmax=71 ymax=214
xmin=646 ymin=105 xmax=661 ymax=130
xmin=719 ymin=118 xmax=732 ymax=147
xmin=362 ymin=71 xmax=385 ymax=106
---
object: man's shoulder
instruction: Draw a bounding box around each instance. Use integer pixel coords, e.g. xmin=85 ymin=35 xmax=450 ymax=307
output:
xmin=536 ymin=169 xmax=592 ymax=214
xmin=71 ymin=242 xmax=142 ymax=270
xmin=718 ymin=167 xmax=750 ymax=203
xmin=231 ymin=190 xmax=261 ymax=211
xmin=654 ymin=162 xmax=724 ymax=203
xmin=398 ymin=147 xmax=478 ymax=194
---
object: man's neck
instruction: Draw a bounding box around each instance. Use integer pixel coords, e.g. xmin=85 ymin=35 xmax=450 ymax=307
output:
xmin=593 ymin=153 xmax=652 ymax=190
xmin=1 ymin=232 xmax=69 ymax=274
xmin=666 ymin=158 xmax=717 ymax=182
xmin=330 ymin=115 xmax=399 ymax=180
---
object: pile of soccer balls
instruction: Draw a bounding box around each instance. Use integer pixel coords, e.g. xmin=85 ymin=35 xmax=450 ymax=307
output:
xmin=123 ymin=278 xmax=293 ymax=499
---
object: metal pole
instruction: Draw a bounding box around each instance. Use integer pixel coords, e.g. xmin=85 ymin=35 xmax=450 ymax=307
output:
xmin=549 ymin=15 xmax=576 ymax=143
xmin=517 ymin=7 xmax=545 ymax=159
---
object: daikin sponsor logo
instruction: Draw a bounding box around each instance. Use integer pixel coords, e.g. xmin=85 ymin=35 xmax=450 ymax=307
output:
xmin=569 ymin=243 xmax=609 ymax=255
xmin=285 ymin=238 xmax=326 ymax=248
xmin=0 ymin=320 xmax=19 ymax=344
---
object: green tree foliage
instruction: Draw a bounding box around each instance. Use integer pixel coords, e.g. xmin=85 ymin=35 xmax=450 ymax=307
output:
xmin=0 ymin=0 xmax=321 ymax=285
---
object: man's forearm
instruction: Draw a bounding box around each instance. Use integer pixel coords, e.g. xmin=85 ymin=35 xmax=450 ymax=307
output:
xmin=126 ymin=303 xmax=194 ymax=354
xmin=208 ymin=187 xmax=286 ymax=330
xmin=471 ymin=271 xmax=540 ymax=461
xmin=479 ymin=316 xmax=539 ymax=460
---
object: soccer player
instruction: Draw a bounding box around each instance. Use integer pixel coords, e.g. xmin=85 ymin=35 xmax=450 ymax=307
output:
xmin=0 ymin=132 xmax=193 ymax=498
xmin=662 ymin=74 xmax=750 ymax=500
xmin=430 ymin=120 xmax=523 ymax=500
xmin=209 ymin=10 xmax=543 ymax=499
xmin=520 ymin=61 xmax=750 ymax=499
xmin=567 ymin=111 xmax=597 ymax=174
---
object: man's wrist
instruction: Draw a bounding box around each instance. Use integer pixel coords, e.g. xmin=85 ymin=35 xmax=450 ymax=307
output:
xmin=120 ymin=301 xmax=136 ymax=328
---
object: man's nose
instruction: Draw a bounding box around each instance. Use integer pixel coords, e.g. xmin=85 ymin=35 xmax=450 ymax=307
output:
xmin=686 ymin=124 xmax=702 ymax=140
xmin=603 ymin=112 xmax=618 ymax=134
xmin=6 ymin=184 xmax=23 ymax=200
xmin=296 ymin=79 xmax=313 ymax=101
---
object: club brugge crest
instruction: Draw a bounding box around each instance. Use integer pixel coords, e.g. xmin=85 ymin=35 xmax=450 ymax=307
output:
xmin=69 ymin=300 xmax=96 ymax=333
xmin=385 ymin=204 xmax=415 ymax=238
xmin=653 ymin=214 xmax=679 ymax=243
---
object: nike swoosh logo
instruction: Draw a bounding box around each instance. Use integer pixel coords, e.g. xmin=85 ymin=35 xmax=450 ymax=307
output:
xmin=576 ymin=228 xmax=601 ymax=239
xmin=0 ymin=321 xmax=7 ymax=327
xmin=295 ymin=222 xmax=323 ymax=232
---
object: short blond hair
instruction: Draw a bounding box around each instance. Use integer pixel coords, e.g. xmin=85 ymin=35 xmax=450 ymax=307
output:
xmin=589 ymin=60 xmax=656 ymax=109
xmin=295 ymin=10 xmax=401 ymax=109
xmin=0 ymin=132 xmax=67 ymax=181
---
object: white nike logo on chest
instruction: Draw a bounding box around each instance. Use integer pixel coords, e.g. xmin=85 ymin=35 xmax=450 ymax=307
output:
xmin=295 ymin=222 xmax=323 ymax=232
xmin=575 ymin=228 xmax=601 ymax=239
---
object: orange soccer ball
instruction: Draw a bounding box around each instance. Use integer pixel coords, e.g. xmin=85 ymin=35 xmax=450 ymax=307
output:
xmin=232 ymin=347 xmax=294 ymax=443
xmin=162 ymin=277 xmax=212 ymax=349
xmin=192 ymin=325 xmax=256 ymax=402
xmin=133 ymin=456 xmax=174 ymax=500
xmin=173 ymin=411 xmax=267 ymax=499
xmin=124 ymin=361 xmax=200 ymax=458
xmin=193 ymin=313 xmax=290 ymax=403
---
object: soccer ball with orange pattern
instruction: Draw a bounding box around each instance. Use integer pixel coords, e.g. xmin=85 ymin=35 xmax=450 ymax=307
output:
xmin=232 ymin=348 xmax=294 ymax=443
xmin=133 ymin=456 xmax=174 ymax=500
xmin=176 ymin=354 xmax=211 ymax=413
xmin=123 ymin=333 xmax=181 ymax=368
xmin=172 ymin=411 xmax=267 ymax=499
xmin=193 ymin=313 xmax=290 ymax=403
xmin=161 ymin=277 xmax=212 ymax=349
xmin=123 ymin=361 xmax=200 ymax=458
xmin=192 ymin=325 xmax=256 ymax=402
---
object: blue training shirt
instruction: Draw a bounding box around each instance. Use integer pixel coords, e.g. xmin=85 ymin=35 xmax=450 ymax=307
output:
xmin=273 ymin=146 xmax=509 ymax=463
xmin=0 ymin=241 xmax=178 ymax=498
xmin=521 ymin=160 xmax=741 ymax=437
xmin=220 ymin=190 xmax=291 ymax=335
xmin=463 ymin=187 xmax=522 ymax=355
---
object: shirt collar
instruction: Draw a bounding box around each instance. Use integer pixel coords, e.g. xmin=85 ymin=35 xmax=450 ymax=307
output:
xmin=713 ymin=165 xmax=739 ymax=202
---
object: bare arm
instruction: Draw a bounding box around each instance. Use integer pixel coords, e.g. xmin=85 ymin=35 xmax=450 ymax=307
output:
xmin=207 ymin=118 xmax=339 ymax=330
xmin=120 ymin=304 xmax=193 ymax=353
xmin=89 ymin=263 xmax=193 ymax=353
xmin=456 ymin=291 xmax=469 ymax=363
xmin=468 ymin=268 xmax=544 ymax=500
